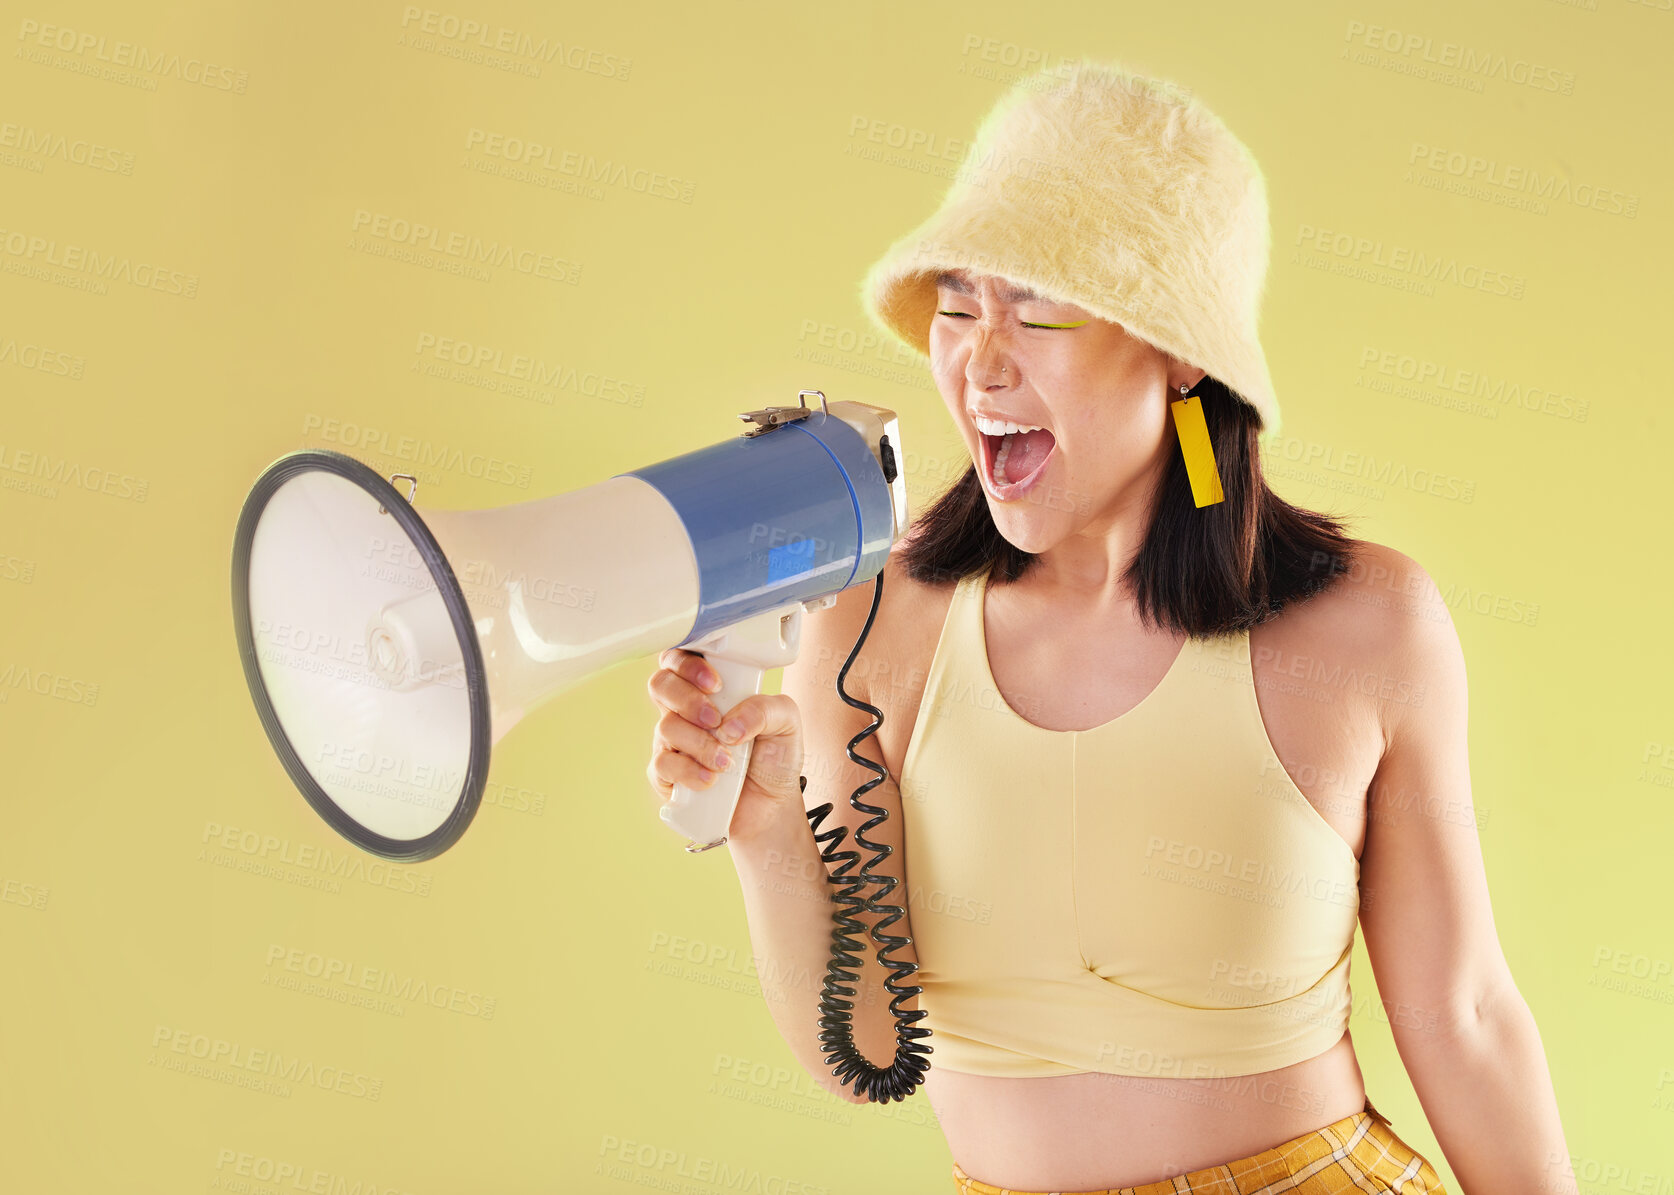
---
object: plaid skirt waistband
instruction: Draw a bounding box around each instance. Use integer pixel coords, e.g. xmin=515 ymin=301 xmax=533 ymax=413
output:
xmin=950 ymin=1098 xmax=1449 ymax=1194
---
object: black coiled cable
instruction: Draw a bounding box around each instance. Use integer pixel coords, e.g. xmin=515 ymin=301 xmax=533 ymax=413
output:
xmin=801 ymin=566 xmax=934 ymax=1103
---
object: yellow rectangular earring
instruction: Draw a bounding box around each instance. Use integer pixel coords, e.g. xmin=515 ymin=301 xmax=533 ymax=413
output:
xmin=1170 ymin=384 xmax=1225 ymax=507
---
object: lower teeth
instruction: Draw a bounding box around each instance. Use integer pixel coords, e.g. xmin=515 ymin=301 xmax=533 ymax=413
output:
xmin=993 ymin=436 xmax=1014 ymax=484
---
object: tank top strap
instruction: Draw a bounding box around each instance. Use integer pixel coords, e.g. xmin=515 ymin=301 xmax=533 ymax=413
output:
xmin=953 ymin=568 xmax=1006 ymax=673
xmin=1181 ymin=621 xmax=1259 ymax=690
xmin=898 ymin=571 xmax=993 ymax=787
xmin=911 ymin=571 xmax=985 ymax=708
xmin=936 ymin=570 xmax=989 ymax=686
xmin=1141 ymin=621 xmax=1245 ymax=722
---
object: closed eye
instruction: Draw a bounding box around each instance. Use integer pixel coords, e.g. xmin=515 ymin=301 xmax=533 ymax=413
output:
xmin=935 ymin=310 xmax=1088 ymax=329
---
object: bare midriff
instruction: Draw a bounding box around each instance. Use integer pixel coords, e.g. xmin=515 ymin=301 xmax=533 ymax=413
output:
xmin=927 ymin=1029 xmax=1367 ymax=1190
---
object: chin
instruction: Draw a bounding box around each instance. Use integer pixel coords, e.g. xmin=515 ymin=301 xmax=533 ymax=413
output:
xmin=984 ymin=502 xmax=1067 ymax=555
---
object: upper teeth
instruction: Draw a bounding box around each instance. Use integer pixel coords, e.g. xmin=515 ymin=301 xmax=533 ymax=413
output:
xmin=974 ymin=416 xmax=1046 ymax=436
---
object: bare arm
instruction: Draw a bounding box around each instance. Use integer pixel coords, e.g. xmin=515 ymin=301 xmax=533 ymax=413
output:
xmin=726 ymin=562 xmax=922 ymax=1105
xmin=1357 ymin=546 xmax=1577 ymax=1195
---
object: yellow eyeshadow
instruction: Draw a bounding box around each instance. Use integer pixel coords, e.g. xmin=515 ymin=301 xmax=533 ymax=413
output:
xmin=934 ymin=311 xmax=1088 ymax=329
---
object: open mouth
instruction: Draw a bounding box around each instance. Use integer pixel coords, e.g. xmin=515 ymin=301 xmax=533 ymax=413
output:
xmin=977 ymin=427 xmax=1057 ymax=499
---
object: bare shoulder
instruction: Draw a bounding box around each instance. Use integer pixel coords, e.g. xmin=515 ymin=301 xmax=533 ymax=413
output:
xmin=1312 ymin=539 xmax=1456 ymax=649
xmin=794 ymin=538 xmax=956 ymax=717
xmin=1277 ymin=537 xmax=1466 ymax=741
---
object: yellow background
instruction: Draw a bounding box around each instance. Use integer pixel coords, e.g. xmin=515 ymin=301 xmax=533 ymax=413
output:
xmin=2 ymin=1 xmax=1668 ymax=1192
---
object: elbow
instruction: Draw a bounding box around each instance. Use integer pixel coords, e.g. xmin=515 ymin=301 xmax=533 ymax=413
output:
xmin=1398 ymin=973 xmax=1529 ymax=1048
xmin=811 ymin=1074 xmax=871 ymax=1105
xmin=834 ymin=1084 xmax=872 ymax=1106
xmin=810 ymin=1060 xmax=895 ymax=1106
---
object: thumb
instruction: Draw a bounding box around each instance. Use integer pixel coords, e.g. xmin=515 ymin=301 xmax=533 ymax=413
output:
xmin=716 ymin=693 xmax=804 ymax=793
xmin=715 ymin=692 xmax=801 ymax=747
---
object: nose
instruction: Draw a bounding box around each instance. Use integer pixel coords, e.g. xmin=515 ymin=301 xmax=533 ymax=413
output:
xmin=964 ymin=323 xmax=1016 ymax=390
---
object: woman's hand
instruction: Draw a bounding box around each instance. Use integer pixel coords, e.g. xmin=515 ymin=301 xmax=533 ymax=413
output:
xmin=645 ymin=648 xmax=807 ymax=845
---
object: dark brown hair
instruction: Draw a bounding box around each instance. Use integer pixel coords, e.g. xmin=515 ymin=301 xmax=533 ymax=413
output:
xmin=896 ymin=375 xmax=1364 ymax=637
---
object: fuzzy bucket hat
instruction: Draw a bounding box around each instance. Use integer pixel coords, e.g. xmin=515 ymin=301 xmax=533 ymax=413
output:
xmin=860 ymin=59 xmax=1282 ymax=436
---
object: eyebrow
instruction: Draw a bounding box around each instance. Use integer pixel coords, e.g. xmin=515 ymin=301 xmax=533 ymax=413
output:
xmin=934 ymin=269 xmax=1045 ymax=304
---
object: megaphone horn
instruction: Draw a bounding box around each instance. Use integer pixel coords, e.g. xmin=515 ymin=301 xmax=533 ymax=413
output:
xmin=231 ymin=390 xmax=908 ymax=862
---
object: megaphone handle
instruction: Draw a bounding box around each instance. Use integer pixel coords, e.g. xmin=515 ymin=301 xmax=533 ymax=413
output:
xmin=662 ymin=653 xmax=764 ymax=852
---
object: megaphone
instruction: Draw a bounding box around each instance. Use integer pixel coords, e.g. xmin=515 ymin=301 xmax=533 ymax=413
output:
xmin=231 ymin=390 xmax=908 ymax=861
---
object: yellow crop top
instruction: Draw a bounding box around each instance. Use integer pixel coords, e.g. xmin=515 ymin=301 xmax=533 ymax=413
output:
xmin=898 ymin=571 xmax=1361 ymax=1079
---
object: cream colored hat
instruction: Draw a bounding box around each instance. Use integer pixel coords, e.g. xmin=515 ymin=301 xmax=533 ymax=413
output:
xmin=860 ymin=59 xmax=1282 ymax=436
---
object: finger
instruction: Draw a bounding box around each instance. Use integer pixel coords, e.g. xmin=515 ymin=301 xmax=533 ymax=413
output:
xmin=648 ymin=661 xmax=725 ymax=732
xmin=656 ymin=709 xmax=734 ymax=776
xmin=656 ymin=648 xmax=723 ymax=698
xmin=650 ymin=745 xmax=718 ymax=795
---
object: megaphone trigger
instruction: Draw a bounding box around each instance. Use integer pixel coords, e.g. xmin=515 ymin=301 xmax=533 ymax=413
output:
xmin=660 ymin=604 xmax=804 ymax=852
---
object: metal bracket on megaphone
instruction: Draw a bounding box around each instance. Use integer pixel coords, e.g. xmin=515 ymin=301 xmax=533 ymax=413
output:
xmin=377 ymin=473 xmax=418 ymax=515
xmin=736 ymin=389 xmax=829 ymax=438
